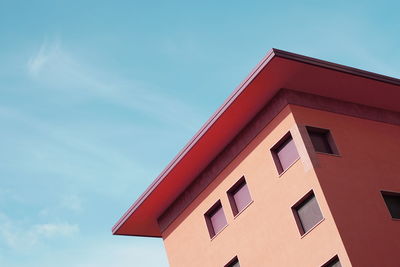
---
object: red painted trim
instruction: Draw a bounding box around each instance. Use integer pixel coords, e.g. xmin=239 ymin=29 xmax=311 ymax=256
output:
xmin=112 ymin=49 xmax=278 ymax=235
xmin=113 ymin=48 xmax=400 ymax=237
xmin=284 ymin=89 xmax=400 ymax=126
xmin=157 ymin=90 xmax=400 ymax=233
xmin=157 ymin=90 xmax=289 ymax=232
xmin=273 ymin=49 xmax=400 ymax=86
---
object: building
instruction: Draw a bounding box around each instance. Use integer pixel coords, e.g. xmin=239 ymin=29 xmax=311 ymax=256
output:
xmin=112 ymin=49 xmax=400 ymax=267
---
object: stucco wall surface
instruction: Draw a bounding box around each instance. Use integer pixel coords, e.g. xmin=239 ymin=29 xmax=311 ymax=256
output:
xmin=162 ymin=105 xmax=350 ymax=267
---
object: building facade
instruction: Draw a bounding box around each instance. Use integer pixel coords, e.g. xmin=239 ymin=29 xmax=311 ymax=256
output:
xmin=113 ymin=49 xmax=400 ymax=267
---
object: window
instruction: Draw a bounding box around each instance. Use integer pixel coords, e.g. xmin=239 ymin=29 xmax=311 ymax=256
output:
xmin=292 ymin=191 xmax=324 ymax=235
xmin=306 ymin=126 xmax=338 ymax=155
xmin=321 ymin=255 xmax=341 ymax=267
xmin=224 ymin=256 xmax=240 ymax=267
xmin=381 ymin=191 xmax=400 ymax=219
xmin=227 ymin=177 xmax=252 ymax=216
xmin=204 ymin=200 xmax=227 ymax=238
xmin=271 ymin=132 xmax=300 ymax=174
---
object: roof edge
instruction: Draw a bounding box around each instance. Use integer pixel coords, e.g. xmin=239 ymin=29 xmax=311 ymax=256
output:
xmin=273 ymin=49 xmax=400 ymax=86
xmin=112 ymin=48 xmax=400 ymax=236
xmin=111 ymin=48 xmax=278 ymax=235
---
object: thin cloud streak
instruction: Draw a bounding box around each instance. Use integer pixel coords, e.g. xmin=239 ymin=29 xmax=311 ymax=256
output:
xmin=0 ymin=212 xmax=79 ymax=251
xmin=26 ymin=40 xmax=204 ymax=132
xmin=0 ymin=104 xmax=147 ymax=198
xmin=27 ymin=40 xmax=61 ymax=77
xmin=0 ymin=105 xmax=137 ymax=170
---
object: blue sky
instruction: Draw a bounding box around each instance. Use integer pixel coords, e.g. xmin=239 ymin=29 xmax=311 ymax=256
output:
xmin=1 ymin=1 xmax=399 ymax=266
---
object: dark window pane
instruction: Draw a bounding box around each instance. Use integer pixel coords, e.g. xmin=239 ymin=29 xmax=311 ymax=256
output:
xmin=205 ymin=201 xmax=228 ymax=238
xmin=309 ymin=131 xmax=333 ymax=154
xmin=297 ymin=195 xmax=323 ymax=233
xmin=306 ymin=126 xmax=338 ymax=155
xmin=382 ymin=193 xmax=400 ymax=219
xmin=225 ymin=257 xmax=240 ymax=267
xmin=322 ymin=256 xmax=341 ymax=267
xmin=233 ymin=183 xmax=252 ymax=214
xmin=276 ymin=138 xmax=299 ymax=171
xmin=210 ymin=206 xmax=227 ymax=235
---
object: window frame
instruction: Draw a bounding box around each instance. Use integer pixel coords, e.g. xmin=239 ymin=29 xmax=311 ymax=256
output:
xmin=224 ymin=256 xmax=240 ymax=267
xmin=292 ymin=190 xmax=324 ymax=235
xmin=306 ymin=126 xmax=339 ymax=155
xmin=381 ymin=190 xmax=400 ymax=220
xmin=270 ymin=132 xmax=300 ymax=175
xmin=227 ymin=177 xmax=253 ymax=217
xmin=204 ymin=200 xmax=228 ymax=238
xmin=321 ymin=255 xmax=341 ymax=267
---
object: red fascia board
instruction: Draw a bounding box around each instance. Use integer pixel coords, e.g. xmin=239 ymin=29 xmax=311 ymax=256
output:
xmin=276 ymin=51 xmax=400 ymax=113
xmin=275 ymin=49 xmax=400 ymax=86
xmin=112 ymin=49 xmax=278 ymax=237
xmin=112 ymin=48 xmax=400 ymax=237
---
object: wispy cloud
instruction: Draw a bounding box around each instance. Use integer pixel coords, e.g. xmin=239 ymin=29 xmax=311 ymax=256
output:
xmin=33 ymin=223 xmax=79 ymax=239
xmin=27 ymin=39 xmax=61 ymax=77
xmin=0 ymin=212 xmax=79 ymax=251
xmin=0 ymin=104 xmax=145 ymax=198
xmin=25 ymin=39 xmax=204 ymax=131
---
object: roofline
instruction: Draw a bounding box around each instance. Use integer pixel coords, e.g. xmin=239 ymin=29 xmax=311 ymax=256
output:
xmin=273 ymin=49 xmax=400 ymax=86
xmin=112 ymin=48 xmax=277 ymax=235
xmin=112 ymin=48 xmax=400 ymax=235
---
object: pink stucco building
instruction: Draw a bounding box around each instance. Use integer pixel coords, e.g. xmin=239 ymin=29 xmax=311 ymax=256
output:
xmin=113 ymin=49 xmax=400 ymax=267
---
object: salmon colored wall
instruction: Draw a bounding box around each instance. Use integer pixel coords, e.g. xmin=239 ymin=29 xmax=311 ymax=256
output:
xmin=292 ymin=105 xmax=400 ymax=267
xmin=162 ymin=105 xmax=350 ymax=267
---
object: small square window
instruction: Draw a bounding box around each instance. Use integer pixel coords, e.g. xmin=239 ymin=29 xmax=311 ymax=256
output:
xmin=227 ymin=177 xmax=252 ymax=216
xmin=224 ymin=256 xmax=240 ymax=267
xmin=271 ymin=132 xmax=300 ymax=174
xmin=292 ymin=191 xmax=324 ymax=235
xmin=381 ymin=191 xmax=400 ymax=219
xmin=306 ymin=126 xmax=338 ymax=155
xmin=321 ymin=255 xmax=341 ymax=267
xmin=204 ymin=200 xmax=227 ymax=238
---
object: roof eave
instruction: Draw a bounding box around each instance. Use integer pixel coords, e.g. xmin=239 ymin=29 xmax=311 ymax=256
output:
xmin=113 ymin=48 xmax=400 ymax=237
xmin=112 ymin=48 xmax=279 ymax=237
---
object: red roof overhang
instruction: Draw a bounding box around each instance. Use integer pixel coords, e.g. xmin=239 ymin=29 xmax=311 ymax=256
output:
xmin=112 ymin=48 xmax=400 ymax=237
